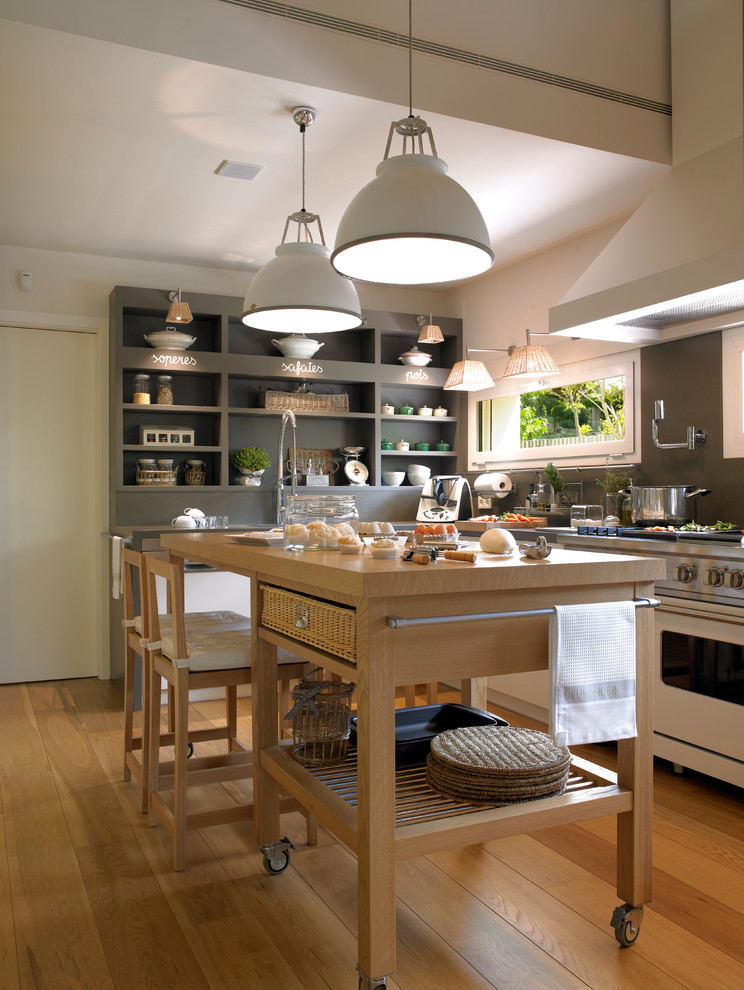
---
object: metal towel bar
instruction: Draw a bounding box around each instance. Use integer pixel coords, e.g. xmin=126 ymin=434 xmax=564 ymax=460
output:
xmin=386 ymin=597 xmax=659 ymax=629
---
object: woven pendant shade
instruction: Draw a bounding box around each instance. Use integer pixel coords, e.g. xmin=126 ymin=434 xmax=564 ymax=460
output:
xmin=502 ymin=342 xmax=559 ymax=379
xmin=444 ymin=358 xmax=495 ymax=391
xmin=166 ymin=289 xmax=193 ymax=324
xmin=417 ymin=314 xmax=444 ymax=344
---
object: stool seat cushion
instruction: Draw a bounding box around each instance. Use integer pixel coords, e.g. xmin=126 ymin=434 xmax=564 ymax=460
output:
xmin=134 ymin=609 xmax=251 ymax=637
xmin=160 ymin=617 xmax=302 ymax=672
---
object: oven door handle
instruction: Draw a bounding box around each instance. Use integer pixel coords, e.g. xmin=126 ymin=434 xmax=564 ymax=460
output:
xmin=657 ymin=601 xmax=744 ymax=626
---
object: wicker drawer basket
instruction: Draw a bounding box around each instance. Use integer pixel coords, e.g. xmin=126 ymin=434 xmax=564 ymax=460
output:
xmin=258 ymin=388 xmax=349 ymax=413
xmin=260 ymin=584 xmax=357 ymax=663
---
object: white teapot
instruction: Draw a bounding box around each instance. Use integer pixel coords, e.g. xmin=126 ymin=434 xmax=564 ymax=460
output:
xmin=184 ymin=507 xmax=205 ymax=524
xmin=172 ymin=514 xmax=197 ymax=529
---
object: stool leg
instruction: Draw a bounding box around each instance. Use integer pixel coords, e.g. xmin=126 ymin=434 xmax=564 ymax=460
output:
xmin=148 ymin=656 xmax=163 ymax=827
xmin=138 ymin=647 xmax=152 ymax=813
xmin=403 ymin=685 xmax=416 ymax=707
xmin=173 ymin=666 xmax=189 ymax=872
xmin=123 ymin=637 xmax=136 ymax=782
xmin=226 ymin=684 xmax=239 ymax=752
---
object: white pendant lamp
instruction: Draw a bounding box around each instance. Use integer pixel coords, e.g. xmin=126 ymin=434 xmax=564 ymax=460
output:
xmin=331 ymin=2 xmax=493 ymax=285
xmin=242 ymin=108 xmax=364 ymax=334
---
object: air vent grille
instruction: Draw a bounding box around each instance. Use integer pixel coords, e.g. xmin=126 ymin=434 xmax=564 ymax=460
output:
xmin=220 ymin=0 xmax=671 ymax=116
xmin=620 ymin=288 xmax=744 ymax=330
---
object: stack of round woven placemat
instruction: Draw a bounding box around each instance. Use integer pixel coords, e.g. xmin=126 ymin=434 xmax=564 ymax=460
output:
xmin=425 ymin=725 xmax=571 ymax=806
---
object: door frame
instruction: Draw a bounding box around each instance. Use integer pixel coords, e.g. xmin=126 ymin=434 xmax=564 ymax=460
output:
xmin=0 ymin=308 xmax=110 ymax=679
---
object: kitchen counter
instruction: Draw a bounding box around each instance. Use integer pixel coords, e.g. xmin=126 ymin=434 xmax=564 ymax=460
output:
xmin=161 ymin=531 xmax=661 ymax=986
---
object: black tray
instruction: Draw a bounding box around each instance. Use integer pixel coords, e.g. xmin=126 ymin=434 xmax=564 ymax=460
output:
xmin=677 ymin=530 xmax=743 ymax=542
xmin=349 ymin=703 xmax=509 ymax=767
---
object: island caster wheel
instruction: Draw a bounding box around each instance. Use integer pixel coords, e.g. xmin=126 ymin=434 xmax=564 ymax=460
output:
xmin=260 ymin=837 xmax=294 ymax=875
xmin=611 ymin=903 xmax=643 ymax=947
xmin=357 ymin=966 xmax=387 ymax=988
xmin=186 ymin=742 xmax=194 ymax=758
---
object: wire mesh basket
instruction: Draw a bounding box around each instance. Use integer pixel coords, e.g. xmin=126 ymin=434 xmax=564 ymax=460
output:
xmin=284 ymin=667 xmax=355 ymax=766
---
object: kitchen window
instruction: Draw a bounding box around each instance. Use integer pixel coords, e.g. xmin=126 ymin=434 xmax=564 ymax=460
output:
xmin=721 ymin=326 xmax=744 ymax=458
xmin=468 ymin=351 xmax=639 ymax=468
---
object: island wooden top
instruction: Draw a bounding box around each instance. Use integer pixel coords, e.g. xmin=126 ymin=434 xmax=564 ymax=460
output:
xmin=160 ymin=532 xmax=665 ymax=602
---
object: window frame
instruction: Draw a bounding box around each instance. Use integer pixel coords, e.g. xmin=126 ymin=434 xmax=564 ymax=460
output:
xmin=467 ymin=349 xmax=640 ymax=469
xmin=721 ymin=326 xmax=744 ymax=458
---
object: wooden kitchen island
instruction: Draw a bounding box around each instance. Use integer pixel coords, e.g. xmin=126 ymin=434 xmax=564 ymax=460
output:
xmin=161 ymin=533 xmax=663 ymax=989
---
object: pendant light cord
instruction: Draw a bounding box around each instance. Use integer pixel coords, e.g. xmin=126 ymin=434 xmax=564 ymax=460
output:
xmin=300 ymin=121 xmax=306 ymax=213
xmin=408 ymin=0 xmax=413 ymax=117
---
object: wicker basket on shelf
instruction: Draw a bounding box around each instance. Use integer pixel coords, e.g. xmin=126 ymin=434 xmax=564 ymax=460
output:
xmin=284 ymin=667 xmax=355 ymax=766
xmin=258 ymin=388 xmax=349 ymax=413
xmin=136 ymin=468 xmax=178 ymax=486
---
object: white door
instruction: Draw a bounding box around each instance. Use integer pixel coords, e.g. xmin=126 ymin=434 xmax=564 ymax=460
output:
xmin=0 ymin=326 xmax=99 ymax=682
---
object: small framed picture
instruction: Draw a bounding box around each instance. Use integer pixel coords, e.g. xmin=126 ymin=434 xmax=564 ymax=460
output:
xmin=139 ymin=425 xmax=195 ymax=447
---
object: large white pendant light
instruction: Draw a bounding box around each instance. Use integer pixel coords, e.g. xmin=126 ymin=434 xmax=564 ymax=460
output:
xmin=242 ymin=107 xmax=364 ymax=333
xmin=331 ymin=1 xmax=493 ymax=285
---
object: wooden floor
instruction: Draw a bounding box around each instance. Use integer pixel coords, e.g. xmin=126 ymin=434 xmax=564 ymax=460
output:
xmin=1 ymin=677 xmax=743 ymax=990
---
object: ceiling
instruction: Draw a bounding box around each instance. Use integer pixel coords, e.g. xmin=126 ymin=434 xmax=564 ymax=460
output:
xmin=0 ymin=3 xmax=672 ymax=284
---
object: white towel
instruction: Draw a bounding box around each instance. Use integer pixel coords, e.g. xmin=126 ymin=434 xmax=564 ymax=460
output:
xmin=111 ymin=536 xmax=124 ymax=600
xmin=549 ymin=601 xmax=637 ymax=748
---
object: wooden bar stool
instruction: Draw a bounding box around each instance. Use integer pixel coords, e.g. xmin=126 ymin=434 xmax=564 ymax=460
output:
xmin=145 ymin=555 xmax=314 ymax=871
xmin=122 ymin=547 xmax=254 ymax=812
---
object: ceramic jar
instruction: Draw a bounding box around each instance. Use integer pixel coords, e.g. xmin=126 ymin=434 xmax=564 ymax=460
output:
xmin=435 ymin=441 xmax=451 ymax=451
xmin=381 ymin=438 xmax=393 ymax=450
xmin=381 ymin=403 xmax=395 ymax=415
xmin=394 ymin=440 xmax=410 ymax=451
xmin=398 ymin=403 xmax=414 ymax=415
xmin=414 ymin=441 xmax=430 ymax=451
xmin=417 ymin=406 xmax=433 ymax=416
xmin=433 ymin=406 xmax=448 ymax=417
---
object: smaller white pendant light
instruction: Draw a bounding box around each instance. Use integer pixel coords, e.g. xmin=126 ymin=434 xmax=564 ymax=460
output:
xmin=242 ymin=108 xmax=364 ymax=334
xmin=331 ymin=2 xmax=493 ymax=286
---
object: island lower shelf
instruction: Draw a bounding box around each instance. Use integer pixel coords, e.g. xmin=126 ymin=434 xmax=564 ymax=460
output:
xmin=260 ymin=742 xmax=632 ymax=861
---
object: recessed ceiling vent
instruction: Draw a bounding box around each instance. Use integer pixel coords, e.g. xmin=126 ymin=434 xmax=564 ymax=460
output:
xmin=619 ymin=284 xmax=744 ymax=331
xmin=216 ymin=160 xmax=263 ymax=180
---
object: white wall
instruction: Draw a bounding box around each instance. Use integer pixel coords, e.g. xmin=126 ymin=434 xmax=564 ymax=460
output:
xmin=0 ymin=244 xmax=447 ymax=321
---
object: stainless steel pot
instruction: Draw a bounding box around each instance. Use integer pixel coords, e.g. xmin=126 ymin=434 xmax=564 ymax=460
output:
xmin=623 ymin=485 xmax=711 ymax=526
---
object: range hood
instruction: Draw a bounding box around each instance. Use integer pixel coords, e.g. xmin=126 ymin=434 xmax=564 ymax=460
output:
xmin=549 ymin=0 xmax=744 ymax=343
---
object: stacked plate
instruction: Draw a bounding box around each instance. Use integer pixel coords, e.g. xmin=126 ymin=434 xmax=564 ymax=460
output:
xmin=426 ymin=726 xmax=571 ymax=806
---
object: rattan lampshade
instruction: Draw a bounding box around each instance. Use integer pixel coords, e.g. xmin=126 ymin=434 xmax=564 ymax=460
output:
xmin=417 ymin=314 xmax=444 ymax=344
xmin=166 ymin=288 xmax=193 ymax=324
xmin=502 ymin=340 xmax=559 ymax=379
xmin=444 ymin=358 xmax=495 ymax=391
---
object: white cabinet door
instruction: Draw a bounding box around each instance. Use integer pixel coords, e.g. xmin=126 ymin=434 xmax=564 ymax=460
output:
xmin=0 ymin=326 xmax=98 ymax=681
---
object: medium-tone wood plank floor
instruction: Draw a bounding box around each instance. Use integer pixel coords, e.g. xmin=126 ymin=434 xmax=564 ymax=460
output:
xmin=0 ymin=676 xmax=742 ymax=990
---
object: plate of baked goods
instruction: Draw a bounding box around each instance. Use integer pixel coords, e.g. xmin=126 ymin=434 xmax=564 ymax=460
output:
xmin=232 ymin=529 xmax=284 ymax=545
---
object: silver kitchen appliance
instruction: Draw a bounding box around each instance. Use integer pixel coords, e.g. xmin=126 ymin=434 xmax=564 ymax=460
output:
xmin=416 ymin=475 xmax=473 ymax=523
xmin=558 ymin=528 xmax=744 ymax=787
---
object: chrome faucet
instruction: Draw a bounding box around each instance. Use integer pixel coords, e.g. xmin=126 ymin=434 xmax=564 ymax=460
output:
xmin=276 ymin=408 xmax=298 ymax=524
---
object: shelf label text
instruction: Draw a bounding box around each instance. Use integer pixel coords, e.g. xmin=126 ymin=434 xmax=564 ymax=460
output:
xmin=150 ymin=353 xmax=198 ymax=368
xmin=281 ymin=359 xmax=324 ymax=376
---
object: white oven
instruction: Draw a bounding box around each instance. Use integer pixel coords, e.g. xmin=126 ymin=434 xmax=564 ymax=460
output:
xmin=654 ymin=594 xmax=744 ymax=787
xmin=558 ymin=532 xmax=744 ymax=788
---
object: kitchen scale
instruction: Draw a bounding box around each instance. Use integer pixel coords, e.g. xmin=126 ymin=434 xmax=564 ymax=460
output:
xmin=338 ymin=446 xmax=368 ymax=486
xmin=416 ymin=475 xmax=473 ymax=522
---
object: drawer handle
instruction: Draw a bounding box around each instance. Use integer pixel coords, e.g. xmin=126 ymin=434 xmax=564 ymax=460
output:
xmin=295 ymin=605 xmax=310 ymax=629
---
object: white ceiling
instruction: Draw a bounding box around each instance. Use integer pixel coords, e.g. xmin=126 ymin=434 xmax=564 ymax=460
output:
xmin=0 ymin=6 xmax=672 ymax=282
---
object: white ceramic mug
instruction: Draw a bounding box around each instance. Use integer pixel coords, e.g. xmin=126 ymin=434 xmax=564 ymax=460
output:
xmin=172 ymin=514 xmax=197 ymax=529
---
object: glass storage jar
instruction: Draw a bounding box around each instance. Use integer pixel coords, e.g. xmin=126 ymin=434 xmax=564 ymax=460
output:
xmin=283 ymin=494 xmax=359 ymax=551
xmin=156 ymin=374 xmax=174 ymax=405
xmin=132 ymin=373 xmax=151 ymax=404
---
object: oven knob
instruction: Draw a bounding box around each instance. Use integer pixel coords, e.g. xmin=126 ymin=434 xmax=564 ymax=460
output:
xmin=707 ymin=566 xmax=726 ymax=587
xmin=675 ymin=563 xmax=695 ymax=583
xmin=729 ymin=569 xmax=744 ymax=589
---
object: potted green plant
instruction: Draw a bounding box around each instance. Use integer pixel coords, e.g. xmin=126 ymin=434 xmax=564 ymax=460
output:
xmin=596 ymin=468 xmax=633 ymax=524
xmin=544 ymin=461 xmax=574 ymax=505
xmin=232 ymin=446 xmax=271 ymax=486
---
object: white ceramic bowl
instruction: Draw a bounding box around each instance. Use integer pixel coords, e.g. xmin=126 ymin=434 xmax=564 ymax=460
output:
xmin=143 ymin=328 xmax=196 ymax=350
xmin=381 ymin=471 xmax=405 ymax=486
xmin=271 ymin=334 xmax=324 ymax=359
xmin=406 ymin=464 xmax=431 ymax=486
xmin=398 ymin=347 xmax=432 ymax=367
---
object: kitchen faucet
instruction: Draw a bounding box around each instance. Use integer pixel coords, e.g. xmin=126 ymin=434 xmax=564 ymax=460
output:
xmin=276 ymin=408 xmax=298 ymax=524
